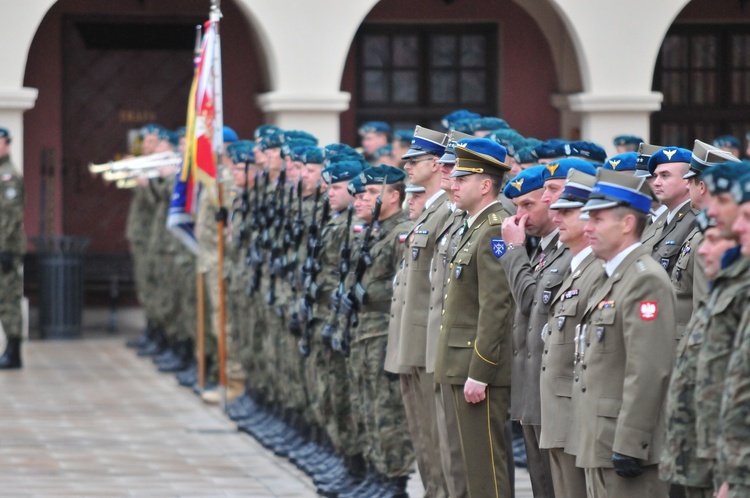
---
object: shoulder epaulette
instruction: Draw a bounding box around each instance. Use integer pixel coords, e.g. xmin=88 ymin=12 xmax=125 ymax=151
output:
xmin=488 ymin=212 xmax=502 ymax=226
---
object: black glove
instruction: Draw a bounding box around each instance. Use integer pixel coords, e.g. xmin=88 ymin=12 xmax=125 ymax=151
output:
xmin=612 ymin=452 xmax=643 ymax=478
xmin=214 ymin=207 xmax=228 ymax=223
xmin=0 ymin=252 xmax=13 ymax=273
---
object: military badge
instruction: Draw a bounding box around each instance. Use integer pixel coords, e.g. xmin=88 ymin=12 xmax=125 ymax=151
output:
xmin=398 ymin=233 xmax=408 ymax=243
xmin=440 ymin=236 xmax=447 ymax=246
xmin=596 ymin=326 xmax=604 ymax=342
xmin=491 ymin=238 xmax=506 ymax=258
xmin=557 ymin=316 xmax=565 ymax=331
xmin=564 ymin=289 xmax=579 ymax=300
xmin=455 ymin=266 xmax=463 ymax=279
xmin=675 ymin=268 xmax=682 ymax=281
xmin=639 ymin=301 xmax=658 ymax=321
xmin=665 ymin=240 xmax=676 ymax=245
xmin=542 ymin=291 xmax=551 ymax=304
xmin=661 ymin=258 xmax=670 ymax=269
xmin=412 ymin=248 xmax=419 ymax=260
xmin=442 ymin=256 xmax=447 ymax=267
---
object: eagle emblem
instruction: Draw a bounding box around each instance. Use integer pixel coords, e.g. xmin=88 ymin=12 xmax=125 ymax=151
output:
xmin=546 ymin=163 xmax=560 ymax=176
xmin=639 ymin=301 xmax=658 ymax=321
xmin=510 ymin=178 xmax=524 ymax=191
xmin=609 ymin=159 xmax=621 ymax=169
xmin=663 ymin=149 xmax=677 ymax=161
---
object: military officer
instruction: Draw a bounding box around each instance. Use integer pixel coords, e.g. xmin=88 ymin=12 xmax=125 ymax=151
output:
xmin=713 ymin=135 xmax=741 ymax=158
xmin=391 ymin=130 xmax=413 ymax=168
xmin=695 ymin=162 xmax=750 ymax=493
xmin=397 ymin=125 xmax=452 ymax=498
xmin=358 ymin=121 xmax=391 ymax=163
xmin=716 ymin=171 xmax=750 ymax=498
xmin=660 ymin=211 xmax=737 ymax=498
xmin=0 ymin=127 xmax=24 ymax=369
xmin=501 ymin=164 xmax=563 ymax=498
xmin=613 ymin=135 xmax=643 ymax=154
xmin=434 ymin=138 xmax=513 ymax=498
xmin=575 ymin=169 xmax=676 ymax=497
xmin=541 ymin=168 xmax=604 ymax=498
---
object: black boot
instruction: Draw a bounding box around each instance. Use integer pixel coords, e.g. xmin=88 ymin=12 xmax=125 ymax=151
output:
xmin=158 ymin=339 xmax=194 ymax=373
xmin=0 ymin=338 xmax=22 ymax=369
xmin=378 ymin=476 xmax=409 ymax=498
xmin=137 ymin=326 xmax=167 ymax=357
xmin=126 ymin=321 xmax=153 ymax=348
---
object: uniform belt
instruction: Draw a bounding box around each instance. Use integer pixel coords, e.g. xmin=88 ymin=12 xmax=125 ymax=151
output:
xmin=361 ymin=300 xmax=392 ymax=313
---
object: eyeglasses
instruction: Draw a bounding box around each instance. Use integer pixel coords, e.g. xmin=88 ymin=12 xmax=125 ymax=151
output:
xmin=407 ymin=157 xmax=433 ymax=167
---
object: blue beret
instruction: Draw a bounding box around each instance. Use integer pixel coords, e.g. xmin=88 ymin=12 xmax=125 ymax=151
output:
xmin=449 ymin=118 xmax=477 ymax=134
xmin=471 ymin=116 xmax=510 ymax=133
xmin=543 ymin=158 xmax=597 ymax=181
xmin=360 ymin=165 xmax=407 ymax=185
xmin=157 ymin=128 xmax=177 ymax=145
xmin=503 ymin=165 xmax=547 ymax=199
xmin=139 ymin=123 xmax=163 ymax=137
xmin=513 ymin=145 xmax=537 ymax=165
xmin=254 ymin=125 xmax=281 ymax=141
xmin=613 ymin=135 xmax=643 ymax=147
xmin=358 ymin=121 xmax=391 ymax=136
xmin=0 ymin=128 xmax=9 ymax=140
xmin=533 ymin=140 xmax=606 ymax=162
xmin=226 ymin=140 xmax=255 ymax=164
xmin=259 ymin=130 xmax=285 ymax=151
xmin=582 ymin=169 xmax=653 ymax=214
xmin=713 ymin=135 xmax=740 ymax=149
xmin=602 ymin=152 xmax=638 ymax=172
xmin=485 ymin=128 xmax=526 ymax=156
xmin=325 ymin=153 xmax=368 ymax=170
xmin=567 ymin=141 xmax=607 ymax=162
xmin=347 ymin=176 xmax=366 ymax=196
xmin=175 ymin=126 xmax=187 ymax=139
xmin=282 ymin=130 xmax=318 ymax=146
xmin=394 ymin=129 xmax=414 ymax=144
xmin=704 ymin=161 xmax=750 ymax=195
xmin=647 ymin=147 xmax=692 ymax=175
xmin=441 ymin=110 xmax=481 ymax=130
xmin=731 ymin=172 xmax=750 ymax=204
xmin=694 ymin=209 xmax=717 ymax=233
xmin=281 ymin=139 xmax=317 ymax=159
xmin=323 ymin=143 xmax=359 ymax=159
xmin=302 ymin=147 xmax=325 ymax=165
xmin=322 ymin=160 xmax=365 ymax=184
xmin=531 ymin=139 xmax=568 ymax=160
xmin=223 ymin=126 xmax=239 ymax=143
xmin=374 ymin=144 xmax=393 ymax=158
xmin=452 ymin=138 xmax=509 ymax=178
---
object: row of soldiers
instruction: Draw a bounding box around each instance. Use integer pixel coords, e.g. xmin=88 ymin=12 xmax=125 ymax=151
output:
xmin=122 ymin=111 xmax=750 ymax=498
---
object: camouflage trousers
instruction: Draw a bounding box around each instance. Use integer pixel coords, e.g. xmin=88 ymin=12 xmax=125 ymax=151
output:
xmin=150 ymin=253 xmax=195 ymax=343
xmin=0 ymin=263 xmax=22 ymax=340
xmin=204 ymin=267 xmax=244 ymax=383
xmin=348 ymin=332 xmax=415 ymax=478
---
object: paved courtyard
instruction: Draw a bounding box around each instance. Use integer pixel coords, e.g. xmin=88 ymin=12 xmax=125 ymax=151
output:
xmin=0 ymin=308 xmax=531 ymax=497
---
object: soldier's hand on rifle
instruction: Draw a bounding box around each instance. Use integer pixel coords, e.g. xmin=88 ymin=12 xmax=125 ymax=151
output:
xmin=339 ymin=293 xmax=356 ymax=316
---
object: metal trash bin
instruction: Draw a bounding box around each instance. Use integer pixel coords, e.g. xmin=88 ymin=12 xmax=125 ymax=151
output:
xmin=33 ymin=236 xmax=90 ymax=339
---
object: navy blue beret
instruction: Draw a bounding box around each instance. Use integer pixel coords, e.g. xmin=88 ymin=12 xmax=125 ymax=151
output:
xmin=139 ymin=123 xmax=163 ymax=137
xmin=394 ymin=129 xmax=414 ymax=144
xmin=543 ymin=158 xmax=598 ymax=181
xmin=254 ymin=125 xmax=282 ymax=140
xmin=731 ymin=171 xmax=750 ymax=204
xmin=471 ymin=116 xmax=510 ymax=132
xmin=360 ymin=165 xmax=407 ymax=185
xmin=347 ymin=176 xmax=366 ymax=196
xmin=485 ymin=128 xmax=526 ymax=156
xmin=358 ymin=121 xmax=391 ymax=136
xmin=704 ymin=161 xmax=750 ymax=195
xmin=713 ymin=135 xmax=740 ymax=149
xmin=322 ymin=160 xmax=365 ymax=184
xmin=613 ymin=135 xmax=643 ymax=147
xmin=647 ymin=147 xmax=692 ymax=175
xmin=227 ymin=140 xmax=255 ymax=164
xmin=602 ymin=152 xmax=638 ymax=172
xmin=441 ymin=110 xmax=481 ymax=130
xmin=302 ymin=147 xmax=325 ymax=165
xmin=374 ymin=144 xmax=393 ymax=158
xmin=282 ymin=130 xmax=318 ymax=146
xmin=259 ymin=130 xmax=285 ymax=151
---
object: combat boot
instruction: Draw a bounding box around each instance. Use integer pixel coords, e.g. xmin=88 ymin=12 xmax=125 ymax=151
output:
xmin=376 ymin=476 xmax=409 ymax=498
xmin=137 ymin=326 xmax=167 ymax=357
xmin=317 ymin=454 xmax=367 ymax=497
xmin=126 ymin=321 xmax=154 ymax=348
xmin=0 ymin=338 xmax=21 ymax=369
xmin=176 ymin=363 xmax=197 ymax=387
xmin=158 ymin=339 xmax=194 ymax=373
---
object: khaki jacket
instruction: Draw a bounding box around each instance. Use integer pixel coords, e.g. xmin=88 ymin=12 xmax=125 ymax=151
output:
xmin=573 ymin=245 xmax=676 ymax=468
xmin=434 ymin=203 xmax=513 ymax=386
xmin=397 ymin=191 xmax=452 ymax=367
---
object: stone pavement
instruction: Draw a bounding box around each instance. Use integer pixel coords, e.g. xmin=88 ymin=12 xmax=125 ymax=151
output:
xmin=0 ymin=308 xmax=531 ymax=497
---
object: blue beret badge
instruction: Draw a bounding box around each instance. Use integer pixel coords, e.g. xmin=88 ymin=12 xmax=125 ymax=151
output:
xmin=491 ymin=238 xmax=506 ymax=258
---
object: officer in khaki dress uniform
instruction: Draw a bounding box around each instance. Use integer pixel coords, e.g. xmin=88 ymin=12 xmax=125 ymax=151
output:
xmin=635 ymin=143 xmax=669 ymax=246
xmin=575 ymin=169 xmax=676 ymax=497
xmin=0 ymin=127 xmax=24 ymax=369
xmin=434 ymin=138 xmax=513 ymax=498
xmin=540 ymin=169 xmax=604 ymax=498
xmin=397 ymin=125 xmax=452 ymax=498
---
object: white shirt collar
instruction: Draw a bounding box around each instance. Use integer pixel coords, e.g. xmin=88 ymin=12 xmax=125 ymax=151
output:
xmin=570 ymin=246 xmax=593 ymax=273
xmin=467 ymin=200 xmax=500 ymax=228
xmin=424 ymin=190 xmax=446 ymax=210
xmin=539 ymin=228 xmax=559 ymax=252
xmin=651 ymin=204 xmax=668 ymax=222
xmin=604 ymin=242 xmax=641 ymax=277
xmin=667 ymin=199 xmax=690 ymax=225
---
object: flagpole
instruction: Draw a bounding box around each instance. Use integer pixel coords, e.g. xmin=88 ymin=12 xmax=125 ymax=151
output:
xmin=210 ymin=0 xmax=228 ymax=411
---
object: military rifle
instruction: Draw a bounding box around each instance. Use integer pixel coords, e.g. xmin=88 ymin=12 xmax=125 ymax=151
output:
xmin=265 ymin=166 xmax=287 ymax=306
xmin=236 ymin=161 xmax=251 ymax=249
xmin=321 ymin=202 xmax=353 ymax=349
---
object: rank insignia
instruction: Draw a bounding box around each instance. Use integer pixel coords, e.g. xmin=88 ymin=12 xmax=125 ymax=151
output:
xmin=415 ymin=230 xmax=429 ymax=235
xmin=542 ymin=291 xmax=551 ymax=304
xmin=597 ymin=300 xmax=615 ymax=309
xmin=455 ymin=266 xmax=463 ymax=279
xmin=412 ymin=248 xmax=419 ymax=260
xmin=564 ymin=289 xmax=579 ymax=300
xmin=639 ymin=301 xmax=658 ymax=321
xmin=557 ymin=317 xmax=565 ymax=331
xmin=665 ymin=240 xmax=676 ymax=245
xmin=491 ymin=238 xmax=506 ymax=258
xmin=596 ymin=326 xmax=605 ymax=342
xmin=661 ymin=258 xmax=670 ymax=269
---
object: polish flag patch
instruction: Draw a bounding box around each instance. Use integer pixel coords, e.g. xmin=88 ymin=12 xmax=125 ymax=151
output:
xmin=639 ymin=301 xmax=658 ymax=321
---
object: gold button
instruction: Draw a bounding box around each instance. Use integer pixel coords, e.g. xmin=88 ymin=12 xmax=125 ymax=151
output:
xmin=442 ymin=310 xmax=445 ymax=315
xmin=440 ymin=325 xmax=443 ymax=330
xmin=444 ymin=294 xmax=448 ymax=299
xmin=447 ymin=278 xmax=451 ymax=283
xmin=450 ymin=263 xmax=454 ymax=269
xmin=467 ymin=341 xmax=471 ymax=346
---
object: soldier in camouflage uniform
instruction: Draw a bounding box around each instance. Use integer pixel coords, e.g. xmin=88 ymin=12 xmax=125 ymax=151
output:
xmin=715 ymin=169 xmax=750 ymax=498
xmin=335 ymin=165 xmax=415 ymax=497
xmin=695 ymin=162 xmax=750 ymax=490
xmin=0 ymin=127 xmax=25 ymax=369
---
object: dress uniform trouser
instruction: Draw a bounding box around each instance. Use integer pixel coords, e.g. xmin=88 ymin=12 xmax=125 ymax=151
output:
xmin=452 ymin=385 xmax=511 ymax=498
xmin=549 ymin=447 xmax=586 ymax=498
xmin=436 ymin=382 xmax=468 ymax=498
xmin=401 ymin=367 xmax=448 ymax=497
xmin=584 ymin=465 xmax=669 ymax=498
xmin=523 ymin=424 xmax=556 ymax=497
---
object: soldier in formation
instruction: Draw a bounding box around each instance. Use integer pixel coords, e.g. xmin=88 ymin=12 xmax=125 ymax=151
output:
xmin=109 ymin=111 xmax=750 ymax=498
